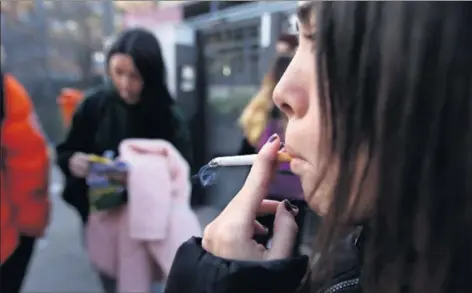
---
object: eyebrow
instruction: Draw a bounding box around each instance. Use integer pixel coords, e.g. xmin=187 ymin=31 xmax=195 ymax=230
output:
xmin=297 ymin=1 xmax=314 ymax=27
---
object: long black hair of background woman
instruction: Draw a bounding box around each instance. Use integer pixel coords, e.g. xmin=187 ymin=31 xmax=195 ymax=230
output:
xmin=106 ymin=28 xmax=175 ymax=141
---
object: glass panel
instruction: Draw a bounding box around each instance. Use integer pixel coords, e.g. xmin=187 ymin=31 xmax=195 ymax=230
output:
xmin=229 ymin=48 xmax=244 ymax=74
xmin=249 ymin=50 xmax=259 ymax=81
xmin=205 ymin=84 xmax=258 ymax=208
xmin=205 ymin=84 xmax=257 ymax=157
xmin=202 ymin=23 xmax=260 ymax=208
xmin=280 ymin=11 xmax=298 ymax=35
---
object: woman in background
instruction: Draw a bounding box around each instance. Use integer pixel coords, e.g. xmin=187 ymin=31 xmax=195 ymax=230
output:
xmin=56 ymin=28 xmax=192 ymax=292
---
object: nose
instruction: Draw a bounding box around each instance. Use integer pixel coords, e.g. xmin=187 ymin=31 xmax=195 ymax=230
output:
xmin=120 ymin=76 xmax=131 ymax=91
xmin=273 ymin=68 xmax=295 ymax=118
xmin=273 ymin=50 xmax=311 ymax=120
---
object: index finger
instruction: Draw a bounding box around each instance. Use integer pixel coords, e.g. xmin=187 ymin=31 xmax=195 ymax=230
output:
xmin=236 ymin=134 xmax=281 ymax=215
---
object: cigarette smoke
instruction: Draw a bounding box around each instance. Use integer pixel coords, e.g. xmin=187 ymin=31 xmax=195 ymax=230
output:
xmin=192 ymin=164 xmax=218 ymax=187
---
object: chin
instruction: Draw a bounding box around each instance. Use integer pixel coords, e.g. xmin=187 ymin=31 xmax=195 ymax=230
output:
xmin=122 ymin=96 xmax=139 ymax=104
xmin=301 ymin=181 xmax=332 ymax=217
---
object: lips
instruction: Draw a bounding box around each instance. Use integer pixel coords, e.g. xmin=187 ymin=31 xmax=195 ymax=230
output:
xmin=284 ymin=144 xmax=306 ymax=175
xmin=284 ymin=144 xmax=301 ymax=161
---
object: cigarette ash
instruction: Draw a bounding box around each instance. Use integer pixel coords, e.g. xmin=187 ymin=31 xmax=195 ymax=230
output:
xmin=192 ymin=164 xmax=218 ymax=187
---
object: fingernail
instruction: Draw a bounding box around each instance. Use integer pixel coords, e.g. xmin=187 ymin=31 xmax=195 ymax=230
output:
xmin=283 ymin=199 xmax=293 ymax=212
xmin=268 ymin=134 xmax=278 ymax=143
xmin=279 ymin=142 xmax=285 ymax=150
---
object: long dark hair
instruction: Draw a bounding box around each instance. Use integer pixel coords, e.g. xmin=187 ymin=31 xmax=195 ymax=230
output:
xmin=106 ymin=28 xmax=175 ymax=139
xmin=311 ymin=2 xmax=472 ymax=293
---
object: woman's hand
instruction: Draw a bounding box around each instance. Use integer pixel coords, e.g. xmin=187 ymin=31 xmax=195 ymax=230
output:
xmin=69 ymin=152 xmax=90 ymax=178
xmin=202 ymin=134 xmax=299 ymax=261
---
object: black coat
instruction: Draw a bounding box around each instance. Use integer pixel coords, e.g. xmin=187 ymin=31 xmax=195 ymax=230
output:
xmin=164 ymin=237 xmax=309 ymax=293
xmin=164 ymin=227 xmax=364 ymax=293
xmin=56 ymin=84 xmax=193 ymax=223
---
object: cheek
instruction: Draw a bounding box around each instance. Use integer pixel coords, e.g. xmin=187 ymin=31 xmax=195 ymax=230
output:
xmin=285 ymin=111 xmax=319 ymax=161
xmin=307 ymin=165 xmax=338 ymax=216
xmin=301 ymin=103 xmax=321 ymax=163
xmin=285 ymin=89 xmax=322 ymax=167
xmin=109 ymin=70 xmax=119 ymax=83
xmin=129 ymin=79 xmax=143 ymax=95
xmin=110 ymin=71 xmax=125 ymax=90
xmin=285 ymin=85 xmax=330 ymax=215
xmin=302 ymin=105 xmax=335 ymax=216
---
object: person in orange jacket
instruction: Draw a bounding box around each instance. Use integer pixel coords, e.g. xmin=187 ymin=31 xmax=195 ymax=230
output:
xmin=0 ymin=69 xmax=50 ymax=293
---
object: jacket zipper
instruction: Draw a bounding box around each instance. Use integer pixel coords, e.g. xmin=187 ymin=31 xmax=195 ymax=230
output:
xmin=322 ymin=278 xmax=360 ymax=293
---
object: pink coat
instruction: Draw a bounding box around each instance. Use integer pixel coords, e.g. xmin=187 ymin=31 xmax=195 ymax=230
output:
xmin=85 ymin=139 xmax=202 ymax=293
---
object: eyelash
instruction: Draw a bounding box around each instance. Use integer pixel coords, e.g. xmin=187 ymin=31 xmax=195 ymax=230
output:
xmin=296 ymin=22 xmax=315 ymax=41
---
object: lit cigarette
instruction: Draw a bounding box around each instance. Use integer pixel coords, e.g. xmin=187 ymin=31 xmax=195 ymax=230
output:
xmin=208 ymin=152 xmax=292 ymax=167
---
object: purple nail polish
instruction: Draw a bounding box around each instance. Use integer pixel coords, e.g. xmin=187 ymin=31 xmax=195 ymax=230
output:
xmin=268 ymin=134 xmax=278 ymax=143
xmin=279 ymin=142 xmax=285 ymax=150
xmin=283 ymin=200 xmax=293 ymax=212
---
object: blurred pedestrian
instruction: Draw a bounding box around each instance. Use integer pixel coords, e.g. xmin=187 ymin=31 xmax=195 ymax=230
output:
xmin=0 ymin=47 xmax=50 ymax=293
xmin=164 ymin=2 xmax=472 ymax=293
xmin=56 ymin=28 xmax=192 ymax=293
xmin=238 ymin=53 xmax=306 ymax=256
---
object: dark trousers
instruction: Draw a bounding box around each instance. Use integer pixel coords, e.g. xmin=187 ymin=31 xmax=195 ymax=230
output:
xmin=0 ymin=235 xmax=36 ymax=293
xmin=255 ymin=200 xmax=306 ymax=256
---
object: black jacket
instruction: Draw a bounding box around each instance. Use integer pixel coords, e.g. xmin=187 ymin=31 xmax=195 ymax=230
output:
xmin=56 ymin=84 xmax=192 ymax=223
xmin=164 ymin=227 xmax=364 ymax=293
